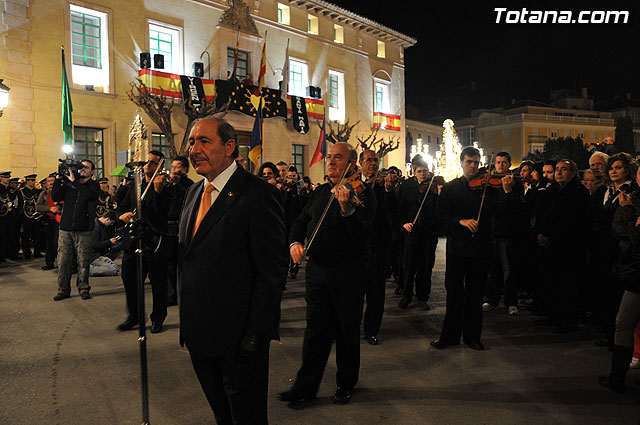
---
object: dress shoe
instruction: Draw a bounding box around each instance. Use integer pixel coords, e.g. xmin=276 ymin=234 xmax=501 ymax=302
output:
xmin=41 ymin=265 xmax=55 ymax=270
xmin=53 ymin=293 xmax=70 ymax=301
xmin=430 ymin=339 xmax=458 ymax=349
xmin=534 ymin=318 xmax=556 ymax=326
xmin=508 ymin=306 xmax=519 ymax=315
xmin=552 ymin=325 xmax=578 ymax=334
xmin=365 ymin=335 xmax=379 ymax=345
xmin=394 ymin=287 xmax=403 ymax=296
xmin=482 ymin=302 xmax=496 ymax=312
xmin=277 ymin=388 xmax=316 ymax=404
xmin=150 ymin=321 xmax=163 ymax=334
xmin=80 ymin=291 xmax=91 ymax=300
xmin=595 ymin=338 xmax=612 ymax=348
xmin=333 ymin=387 xmax=352 ymax=404
xmin=418 ymin=301 xmax=431 ymax=311
xmin=33 ymin=253 xmax=43 ymax=258
xmin=465 ymin=340 xmax=485 ymax=351
xmin=398 ymin=297 xmax=410 ymax=309
xmin=117 ymin=318 xmax=137 ymax=331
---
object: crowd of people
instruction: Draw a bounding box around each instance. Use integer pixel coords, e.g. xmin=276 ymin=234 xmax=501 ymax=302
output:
xmin=2 ymin=123 xmax=639 ymax=422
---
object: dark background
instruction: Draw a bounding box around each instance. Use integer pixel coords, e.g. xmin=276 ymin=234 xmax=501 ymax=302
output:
xmin=332 ymin=0 xmax=640 ymax=120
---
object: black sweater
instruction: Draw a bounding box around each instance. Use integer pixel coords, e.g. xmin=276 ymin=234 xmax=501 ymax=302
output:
xmin=51 ymin=177 xmax=100 ymax=232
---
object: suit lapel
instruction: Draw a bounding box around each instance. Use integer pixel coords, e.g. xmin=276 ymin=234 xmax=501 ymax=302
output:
xmin=187 ymin=167 xmax=247 ymax=250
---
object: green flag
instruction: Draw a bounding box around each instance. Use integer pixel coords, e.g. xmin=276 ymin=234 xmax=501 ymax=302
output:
xmin=61 ymin=49 xmax=73 ymax=145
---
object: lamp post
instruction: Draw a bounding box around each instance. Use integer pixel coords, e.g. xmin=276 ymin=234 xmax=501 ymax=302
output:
xmin=0 ymin=79 xmax=10 ymax=117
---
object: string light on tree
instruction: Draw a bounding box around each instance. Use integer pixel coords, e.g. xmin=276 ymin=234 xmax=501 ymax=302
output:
xmin=434 ymin=119 xmax=463 ymax=181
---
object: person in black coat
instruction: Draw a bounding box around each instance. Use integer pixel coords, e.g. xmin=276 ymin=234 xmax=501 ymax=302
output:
xmin=398 ymin=157 xmax=439 ymax=311
xmin=281 ymin=142 xmax=376 ymax=405
xmin=431 ymin=147 xmax=518 ymax=351
xmin=534 ymin=159 xmax=591 ymax=333
xmin=178 ymin=117 xmax=287 ymax=424
xmin=360 ymin=149 xmax=398 ymax=345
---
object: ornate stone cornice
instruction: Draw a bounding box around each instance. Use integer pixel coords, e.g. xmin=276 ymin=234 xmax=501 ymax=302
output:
xmin=218 ymin=0 xmax=260 ymax=37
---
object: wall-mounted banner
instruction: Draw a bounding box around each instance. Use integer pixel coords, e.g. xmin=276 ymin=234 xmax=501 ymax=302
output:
xmin=290 ymin=95 xmax=309 ymax=134
xmin=137 ymin=69 xmax=215 ymax=101
xmin=180 ymin=75 xmax=206 ymax=110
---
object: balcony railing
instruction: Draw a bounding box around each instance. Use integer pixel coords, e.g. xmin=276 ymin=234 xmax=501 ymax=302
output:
xmin=478 ymin=113 xmax=615 ymax=127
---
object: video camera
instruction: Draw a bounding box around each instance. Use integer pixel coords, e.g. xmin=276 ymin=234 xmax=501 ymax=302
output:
xmin=58 ymin=157 xmax=84 ymax=178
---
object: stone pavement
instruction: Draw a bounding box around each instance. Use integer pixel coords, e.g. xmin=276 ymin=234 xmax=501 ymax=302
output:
xmin=1 ymin=240 xmax=638 ymax=425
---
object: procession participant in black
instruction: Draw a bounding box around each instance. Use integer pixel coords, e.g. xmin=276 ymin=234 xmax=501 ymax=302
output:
xmin=18 ymin=174 xmax=41 ymax=259
xmin=36 ymin=173 xmax=61 ymax=270
xmin=360 ymin=149 xmax=398 ymax=345
xmin=116 ymin=150 xmax=170 ymax=333
xmin=0 ymin=171 xmax=13 ymax=262
xmin=283 ymin=166 xmax=305 ymax=279
xmin=431 ymin=146 xmax=517 ymax=351
xmin=280 ymin=142 xmax=376 ymax=404
xmin=398 ymin=157 xmax=439 ymax=311
xmin=164 ymin=155 xmax=193 ymax=306
xmin=6 ymin=177 xmax=21 ymax=260
xmin=534 ymin=159 xmax=590 ymax=333
xmin=96 ymin=177 xmax=113 ymax=218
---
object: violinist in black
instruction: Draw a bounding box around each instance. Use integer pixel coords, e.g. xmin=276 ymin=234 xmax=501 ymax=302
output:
xmin=360 ymin=149 xmax=398 ymax=345
xmin=432 ymin=147 xmax=518 ymax=351
xmin=398 ymin=157 xmax=439 ymax=311
xmin=281 ymin=142 xmax=375 ymax=405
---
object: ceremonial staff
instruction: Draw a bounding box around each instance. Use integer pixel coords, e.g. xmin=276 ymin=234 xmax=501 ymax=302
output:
xmin=127 ymin=113 xmax=151 ymax=425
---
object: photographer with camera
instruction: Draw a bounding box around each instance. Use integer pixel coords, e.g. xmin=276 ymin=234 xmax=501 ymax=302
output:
xmin=51 ymin=158 xmax=100 ymax=301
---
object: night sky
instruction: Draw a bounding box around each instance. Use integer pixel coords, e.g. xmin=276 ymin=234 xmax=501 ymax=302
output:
xmin=332 ymin=0 xmax=640 ymax=120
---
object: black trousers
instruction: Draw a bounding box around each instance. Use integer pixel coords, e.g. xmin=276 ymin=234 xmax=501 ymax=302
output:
xmin=43 ymin=220 xmax=59 ymax=267
xmin=402 ymin=233 xmax=438 ymax=302
xmin=439 ymin=253 xmax=490 ymax=344
xmin=166 ymin=223 xmax=179 ymax=304
xmin=485 ymin=237 xmax=518 ymax=307
xmin=547 ymin=250 xmax=585 ymax=328
xmin=294 ymin=260 xmax=365 ymax=395
xmin=0 ymin=217 xmax=9 ymax=260
xmin=190 ymin=347 xmax=270 ymax=425
xmin=363 ymin=241 xmax=391 ymax=337
xmin=121 ymin=249 xmax=167 ymax=324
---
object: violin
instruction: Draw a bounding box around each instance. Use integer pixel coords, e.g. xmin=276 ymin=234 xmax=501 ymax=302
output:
xmin=468 ymin=170 xmax=532 ymax=191
xmin=333 ymin=164 xmax=366 ymax=208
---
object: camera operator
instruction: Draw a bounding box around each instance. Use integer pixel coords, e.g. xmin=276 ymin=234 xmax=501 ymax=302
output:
xmin=52 ymin=159 xmax=101 ymax=301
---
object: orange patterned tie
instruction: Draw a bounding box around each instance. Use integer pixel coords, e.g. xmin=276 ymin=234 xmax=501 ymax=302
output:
xmin=193 ymin=183 xmax=215 ymax=237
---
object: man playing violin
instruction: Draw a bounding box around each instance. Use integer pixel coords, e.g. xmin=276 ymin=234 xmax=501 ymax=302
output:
xmin=282 ymin=142 xmax=376 ymax=405
xmin=398 ymin=157 xmax=439 ymax=312
xmin=432 ymin=146 xmax=518 ymax=351
xmin=359 ymin=149 xmax=398 ymax=345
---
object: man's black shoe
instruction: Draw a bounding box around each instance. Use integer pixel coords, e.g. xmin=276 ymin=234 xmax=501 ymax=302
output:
xmin=277 ymin=388 xmax=316 ymax=404
xmin=430 ymin=339 xmax=458 ymax=350
xmin=80 ymin=292 xmax=91 ymax=300
xmin=365 ymin=335 xmax=379 ymax=345
xmin=465 ymin=340 xmax=485 ymax=351
xmin=150 ymin=322 xmax=163 ymax=334
xmin=41 ymin=265 xmax=55 ymax=270
xmin=333 ymin=387 xmax=352 ymax=404
xmin=535 ymin=318 xmax=555 ymax=326
xmin=33 ymin=253 xmax=43 ymax=258
xmin=398 ymin=298 xmax=410 ymax=309
xmin=53 ymin=293 xmax=70 ymax=301
xmin=117 ymin=319 xmax=136 ymax=331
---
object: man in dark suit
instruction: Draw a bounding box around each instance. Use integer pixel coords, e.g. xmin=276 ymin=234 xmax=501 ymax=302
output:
xmin=178 ymin=117 xmax=288 ymax=425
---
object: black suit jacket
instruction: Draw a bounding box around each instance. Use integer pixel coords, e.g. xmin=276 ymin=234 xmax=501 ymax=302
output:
xmin=177 ymin=166 xmax=288 ymax=359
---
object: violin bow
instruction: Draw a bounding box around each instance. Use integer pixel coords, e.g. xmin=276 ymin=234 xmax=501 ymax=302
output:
xmin=472 ymin=153 xmax=495 ymax=237
xmin=411 ymin=172 xmax=437 ymax=226
xmin=305 ymin=161 xmax=353 ymax=254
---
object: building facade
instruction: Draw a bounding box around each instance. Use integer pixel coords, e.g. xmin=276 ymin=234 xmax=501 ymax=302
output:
xmin=0 ymin=0 xmax=416 ymax=183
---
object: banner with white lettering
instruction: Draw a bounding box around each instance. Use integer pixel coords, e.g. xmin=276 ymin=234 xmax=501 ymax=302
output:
xmin=290 ymin=95 xmax=309 ymax=134
xmin=180 ymin=75 xmax=206 ymax=111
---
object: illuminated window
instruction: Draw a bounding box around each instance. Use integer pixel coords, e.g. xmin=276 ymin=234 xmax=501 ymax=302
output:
xmin=227 ymin=47 xmax=249 ymax=79
xmin=148 ymin=22 xmax=183 ymax=74
xmin=289 ymin=59 xmax=308 ymax=98
xmin=292 ymin=145 xmax=305 ymax=177
xmin=377 ymin=41 xmax=385 ymax=58
xmin=151 ymin=133 xmax=171 ymax=169
xmin=374 ymin=81 xmax=390 ymax=114
xmin=334 ymin=24 xmax=343 ymax=44
xmin=328 ymin=70 xmax=345 ymax=122
xmin=308 ymin=14 xmax=318 ymax=35
xmin=69 ymin=4 xmax=110 ymax=92
xmin=277 ymin=3 xmax=290 ymax=25
xmin=74 ymin=127 xmax=104 ymax=178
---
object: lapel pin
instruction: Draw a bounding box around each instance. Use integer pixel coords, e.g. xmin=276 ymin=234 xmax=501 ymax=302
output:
xmin=227 ymin=191 xmax=234 ymax=197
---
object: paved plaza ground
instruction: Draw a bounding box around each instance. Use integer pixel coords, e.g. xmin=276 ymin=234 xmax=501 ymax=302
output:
xmin=1 ymin=240 xmax=639 ymax=424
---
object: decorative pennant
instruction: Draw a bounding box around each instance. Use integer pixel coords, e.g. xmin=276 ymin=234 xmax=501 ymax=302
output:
xmin=290 ymin=95 xmax=309 ymax=134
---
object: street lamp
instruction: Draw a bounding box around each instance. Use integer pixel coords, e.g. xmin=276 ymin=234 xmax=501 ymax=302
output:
xmin=0 ymin=79 xmax=10 ymax=117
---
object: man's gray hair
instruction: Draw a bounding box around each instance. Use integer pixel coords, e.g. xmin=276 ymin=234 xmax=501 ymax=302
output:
xmin=191 ymin=116 xmax=239 ymax=158
xmin=590 ymin=151 xmax=609 ymax=164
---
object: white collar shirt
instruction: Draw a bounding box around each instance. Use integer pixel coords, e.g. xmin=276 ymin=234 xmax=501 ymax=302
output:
xmin=204 ymin=161 xmax=237 ymax=207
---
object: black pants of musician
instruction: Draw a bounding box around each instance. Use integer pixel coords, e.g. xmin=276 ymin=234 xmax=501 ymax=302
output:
xmin=547 ymin=250 xmax=584 ymax=328
xmin=6 ymin=217 xmax=19 ymax=259
xmin=43 ymin=220 xmax=59 ymax=267
xmin=363 ymin=241 xmax=391 ymax=338
xmin=402 ymin=233 xmax=438 ymax=303
xmin=189 ymin=346 xmax=270 ymax=425
xmin=121 ymin=249 xmax=167 ymax=324
xmin=0 ymin=217 xmax=10 ymax=260
xmin=485 ymin=237 xmax=518 ymax=307
xmin=294 ymin=260 xmax=365 ymax=395
xmin=166 ymin=223 xmax=179 ymax=305
xmin=20 ymin=217 xmax=37 ymax=258
xmin=439 ymin=253 xmax=490 ymax=344
xmin=389 ymin=229 xmax=405 ymax=291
